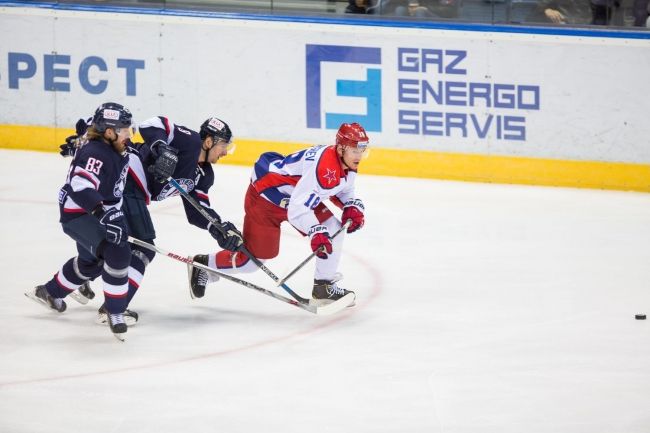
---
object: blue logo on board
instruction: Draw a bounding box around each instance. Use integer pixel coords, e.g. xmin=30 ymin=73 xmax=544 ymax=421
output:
xmin=305 ymin=44 xmax=382 ymax=132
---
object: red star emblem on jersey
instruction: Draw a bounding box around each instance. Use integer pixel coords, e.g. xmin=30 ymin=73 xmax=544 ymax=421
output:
xmin=323 ymin=168 xmax=337 ymax=185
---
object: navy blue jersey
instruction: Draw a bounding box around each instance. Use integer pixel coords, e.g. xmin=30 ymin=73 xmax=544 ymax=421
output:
xmin=180 ymin=161 xmax=218 ymax=227
xmin=59 ymin=138 xmax=129 ymax=224
xmin=129 ymin=116 xmax=220 ymax=228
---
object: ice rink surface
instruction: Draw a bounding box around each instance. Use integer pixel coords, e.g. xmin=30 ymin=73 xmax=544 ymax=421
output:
xmin=1 ymin=149 xmax=649 ymax=433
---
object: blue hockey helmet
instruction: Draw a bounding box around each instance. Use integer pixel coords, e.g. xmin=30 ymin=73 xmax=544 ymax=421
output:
xmin=199 ymin=117 xmax=232 ymax=143
xmin=92 ymin=102 xmax=133 ymax=133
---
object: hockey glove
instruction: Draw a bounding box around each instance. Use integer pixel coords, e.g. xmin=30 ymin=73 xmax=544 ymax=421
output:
xmin=59 ymin=118 xmax=91 ymax=157
xmin=149 ymin=140 xmax=179 ymax=183
xmin=208 ymin=221 xmax=244 ymax=252
xmin=75 ymin=117 xmax=90 ymax=136
xmin=342 ymin=199 xmax=365 ymax=233
xmin=94 ymin=207 xmax=128 ymax=247
xmin=308 ymin=225 xmax=332 ymax=259
xmin=59 ymin=135 xmax=79 ymax=157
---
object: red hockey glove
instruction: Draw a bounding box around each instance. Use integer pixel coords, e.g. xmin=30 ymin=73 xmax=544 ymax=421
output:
xmin=342 ymin=199 xmax=365 ymax=233
xmin=308 ymin=225 xmax=332 ymax=259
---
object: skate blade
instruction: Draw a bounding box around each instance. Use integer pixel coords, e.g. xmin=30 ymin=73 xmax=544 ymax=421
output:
xmin=24 ymin=291 xmax=65 ymax=312
xmin=309 ymin=293 xmax=356 ymax=308
xmin=309 ymin=298 xmax=330 ymax=307
xmin=68 ymin=290 xmax=90 ymax=305
xmin=96 ymin=313 xmax=138 ymax=327
xmin=112 ymin=332 xmax=126 ymax=342
xmin=24 ymin=291 xmax=49 ymax=309
xmin=311 ymin=292 xmax=356 ymax=315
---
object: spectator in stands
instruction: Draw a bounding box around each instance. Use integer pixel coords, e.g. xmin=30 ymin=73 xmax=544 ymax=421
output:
xmin=394 ymin=0 xmax=436 ymax=16
xmin=590 ymin=0 xmax=619 ymax=24
xmin=632 ymin=0 xmax=649 ymax=25
xmin=526 ymin=0 xmax=591 ymax=24
xmin=345 ymin=0 xmax=376 ymax=13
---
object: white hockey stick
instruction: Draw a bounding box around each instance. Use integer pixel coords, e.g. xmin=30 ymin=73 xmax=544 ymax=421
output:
xmin=276 ymin=220 xmax=351 ymax=287
xmin=127 ymin=236 xmax=355 ymax=316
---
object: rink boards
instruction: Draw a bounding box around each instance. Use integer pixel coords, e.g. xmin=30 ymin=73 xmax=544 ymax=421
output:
xmin=0 ymin=3 xmax=649 ymax=191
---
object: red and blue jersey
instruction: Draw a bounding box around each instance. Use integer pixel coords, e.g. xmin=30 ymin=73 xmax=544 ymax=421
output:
xmin=251 ymin=145 xmax=359 ymax=233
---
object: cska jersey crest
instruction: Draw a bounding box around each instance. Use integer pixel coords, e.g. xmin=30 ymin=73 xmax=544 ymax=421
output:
xmin=316 ymin=146 xmax=343 ymax=190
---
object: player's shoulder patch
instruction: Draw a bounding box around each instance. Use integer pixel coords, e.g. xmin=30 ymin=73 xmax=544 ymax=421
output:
xmin=316 ymin=146 xmax=342 ymax=190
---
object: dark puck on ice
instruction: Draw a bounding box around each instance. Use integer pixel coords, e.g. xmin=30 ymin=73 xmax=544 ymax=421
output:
xmin=635 ymin=314 xmax=646 ymax=320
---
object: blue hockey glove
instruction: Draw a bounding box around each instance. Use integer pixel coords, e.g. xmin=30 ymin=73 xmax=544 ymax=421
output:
xmin=59 ymin=135 xmax=79 ymax=157
xmin=208 ymin=221 xmax=244 ymax=251
xmin=148 ymin=140 xmax=179 ymax=183
xmin=75 ymin=117 xmax=90 ymax=135
xmin=59 ymin=118 xmax=91 ymax=158
xmin=94 ymin=207 xmax=128 ymax=247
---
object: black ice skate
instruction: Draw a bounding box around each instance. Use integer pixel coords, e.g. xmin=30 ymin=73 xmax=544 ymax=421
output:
xmin=107 ymin=312 xmax=127 ymax=341
xmin=310 ymin=279 xmax=356 ymax=307
xmin=187 ymin=254 xmax=216 ymax=299
xmin=97 ymin=304 xmax=138 ymax=326
xmin=24 ymin=285 xmax=67 ymax=313
xmin=69 ymin=281 xmax=96 ymax=305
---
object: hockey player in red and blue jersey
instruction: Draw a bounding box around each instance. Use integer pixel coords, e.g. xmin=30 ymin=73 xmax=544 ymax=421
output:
xmin=61 ymin=115 xmax=243 ymax=324
xmin=188 ymin=122 xmax=368 ymax=305
xmin=26 ymin=102 xmax=134 ymax=340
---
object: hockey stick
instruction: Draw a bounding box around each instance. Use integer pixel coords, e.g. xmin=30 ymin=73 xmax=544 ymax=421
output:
xmin=166 ymin=177 xmax=310 ymax=304
xmin=127 ymin=236 xmax=355 ymax=316
xmin=276 ymin=219 xmax=351 ymax=287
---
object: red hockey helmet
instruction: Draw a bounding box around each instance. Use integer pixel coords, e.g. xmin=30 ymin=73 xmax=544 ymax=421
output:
xmin=335 ymin=123 xmax=369 ymax=149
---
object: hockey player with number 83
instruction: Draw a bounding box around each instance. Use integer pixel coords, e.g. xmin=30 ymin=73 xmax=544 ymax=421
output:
xmin=25 ymin=103 xmax=134 ymax=341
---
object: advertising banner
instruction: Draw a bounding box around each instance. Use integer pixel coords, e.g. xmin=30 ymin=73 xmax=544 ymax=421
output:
xmin=1 ymin=6 xmax=649 ymax=189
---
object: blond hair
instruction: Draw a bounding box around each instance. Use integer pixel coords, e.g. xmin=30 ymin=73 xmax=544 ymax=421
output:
xmin=85 ymin=125 xmax=127 ymax=154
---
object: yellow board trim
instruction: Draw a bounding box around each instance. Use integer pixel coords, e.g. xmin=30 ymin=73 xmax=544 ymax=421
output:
xmin=2 ymin=124 xmax=649 ymax=192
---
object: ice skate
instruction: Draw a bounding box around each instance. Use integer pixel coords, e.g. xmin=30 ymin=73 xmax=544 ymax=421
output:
xmin=97 ymin=304 xmax=138 ymax=326
xmin=188 ymin=254 xmax=217 ymax=299
xmin=107 ymin=312 xmax=127 ymax=341
xmin=69 ymin=281 xmax=96 ymax=305
xmin=25 ymin=285 xmax=67 ymax=313
xmin=310 ymin=279 xmax=356 ymax=307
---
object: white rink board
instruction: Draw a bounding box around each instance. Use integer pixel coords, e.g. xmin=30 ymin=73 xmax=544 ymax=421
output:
xmin=1 ymin=6 xmax=649 ymax=163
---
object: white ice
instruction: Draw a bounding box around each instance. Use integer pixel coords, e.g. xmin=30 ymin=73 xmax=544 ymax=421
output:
xmin=1 ymin=149 xmax=649 ymax=433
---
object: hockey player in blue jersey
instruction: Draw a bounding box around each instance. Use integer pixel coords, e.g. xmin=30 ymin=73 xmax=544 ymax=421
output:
xmin=60 ymin=115 xmax=244 ymax=323
xmin=26 ymin=102 xmax=134 ymax=341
